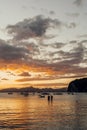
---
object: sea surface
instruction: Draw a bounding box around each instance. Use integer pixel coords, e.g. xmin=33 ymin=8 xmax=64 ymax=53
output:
xmin=0 ymin=93 xmax=87 ymax=130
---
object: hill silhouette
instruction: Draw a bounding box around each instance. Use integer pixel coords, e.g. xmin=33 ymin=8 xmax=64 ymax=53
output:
xmin=0 ymin=86 xmax=67 ymax=93
xmin=67 ymin=78 xmax=87 ymax=92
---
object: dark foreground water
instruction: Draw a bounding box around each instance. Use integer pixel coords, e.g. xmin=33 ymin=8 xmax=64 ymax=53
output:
xmin=0 ymin=93 xmax=87 ymax=130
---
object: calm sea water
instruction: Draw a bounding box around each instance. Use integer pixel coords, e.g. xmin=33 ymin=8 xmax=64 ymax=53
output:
xmin=0 ymin=93 xmax=87 ymax=130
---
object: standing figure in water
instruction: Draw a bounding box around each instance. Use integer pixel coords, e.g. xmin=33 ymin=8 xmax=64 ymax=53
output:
xmin=48 ymin=95 xmax=53 ymax=103
xmin=48 ymin=95 xmax=50 ymax=101
xmin=51 ymin=95 xmax=53 ymax=102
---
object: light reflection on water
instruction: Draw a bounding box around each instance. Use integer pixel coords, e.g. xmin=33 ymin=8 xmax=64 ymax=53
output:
xmin=0 ymin=93 xmax=87 ymax=130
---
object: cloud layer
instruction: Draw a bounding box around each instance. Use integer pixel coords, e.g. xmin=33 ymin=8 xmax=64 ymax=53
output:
xmin=0 ymin=14 xmax=87 ymax=88
xmin=6 ymin=15 xmax=63 ymax=41
xmin=0 ymin=39 xmax=29 ymax=63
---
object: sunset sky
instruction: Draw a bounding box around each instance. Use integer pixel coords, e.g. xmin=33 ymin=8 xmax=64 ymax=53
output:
xmin=0 ymin=0 xmax=87 ymax=89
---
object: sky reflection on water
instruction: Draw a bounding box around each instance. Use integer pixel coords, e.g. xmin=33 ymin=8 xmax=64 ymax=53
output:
xmin=0 ymin=93 xmax=87 ymax=130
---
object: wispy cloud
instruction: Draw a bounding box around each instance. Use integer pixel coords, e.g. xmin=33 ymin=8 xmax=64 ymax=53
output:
xmin=18 ymin=72 xmax=31 ymax=77
xmin=6 ymin=15 xmax=64 ymax=41
xmin=73 ymin=0 xmax=83 ymax=6
xmin=66 ymin=13 xmax=80 ymax=17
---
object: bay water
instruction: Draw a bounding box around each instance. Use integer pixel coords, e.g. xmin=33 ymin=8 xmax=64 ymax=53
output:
xmin=0 ymin=93 xmax=87 ymax=130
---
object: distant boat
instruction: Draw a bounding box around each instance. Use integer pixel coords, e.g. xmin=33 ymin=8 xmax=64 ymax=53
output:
xmin=8 ymin=92 xmax=13 ymax=94
xmin=39 ymin=94 xmax=45 ymax=98
xmin=54 ymin=92 xmax=63 ymax=95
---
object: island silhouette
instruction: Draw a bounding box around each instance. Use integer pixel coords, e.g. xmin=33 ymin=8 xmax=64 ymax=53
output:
xmin=67 ymin=78 xmax=87 ymax=92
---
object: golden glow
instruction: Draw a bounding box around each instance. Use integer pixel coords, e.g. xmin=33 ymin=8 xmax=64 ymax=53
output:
xmin=0 ymin=61 xmax=81 ymax=89
xmin=0 ymin=68 xmax=74 ymax=89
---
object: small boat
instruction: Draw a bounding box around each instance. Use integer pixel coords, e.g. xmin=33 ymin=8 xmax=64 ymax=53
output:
xmin=8 ymin=92 xmax=13 ymax=94
xmin=39 ymin=94 xmax=45 ymax=98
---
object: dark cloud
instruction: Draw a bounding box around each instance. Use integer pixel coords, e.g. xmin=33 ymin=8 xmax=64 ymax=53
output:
xmin=19 ymin=72 xmax=31 ymax=76
xmin=0 ymin=39 xmax=29 ymax=62
xmin=73 ymin=0 xmax=83 ymax=6
xmin=6 ymin=15 xmax=63 ymax=41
